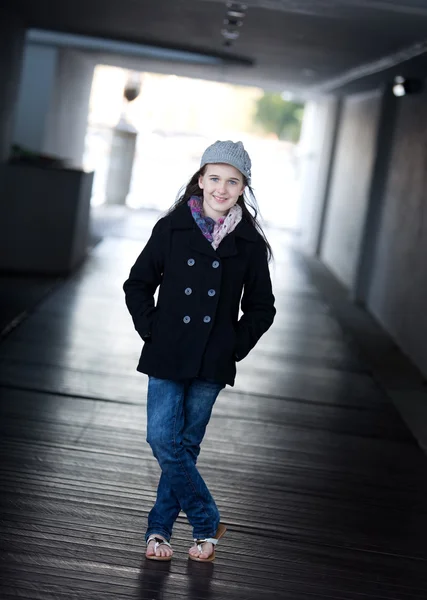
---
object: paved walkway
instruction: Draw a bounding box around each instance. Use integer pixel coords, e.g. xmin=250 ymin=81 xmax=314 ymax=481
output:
xmin=1 ymin=208 xmax=427 ymax=599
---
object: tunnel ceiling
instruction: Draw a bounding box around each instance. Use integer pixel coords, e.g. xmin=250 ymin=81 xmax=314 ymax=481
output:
xmin=11 ymin=0 xmax=427 ymax=94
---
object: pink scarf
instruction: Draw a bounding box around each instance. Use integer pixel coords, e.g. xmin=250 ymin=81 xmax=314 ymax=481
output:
xmin=211 ymin=204 xmax=242 ymax=250
xmin=188 ymin=196 xmax=243 ymax=250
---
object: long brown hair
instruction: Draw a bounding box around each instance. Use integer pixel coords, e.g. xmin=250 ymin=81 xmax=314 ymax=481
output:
xmin=166 ymin=166 xmax=273 ymax=262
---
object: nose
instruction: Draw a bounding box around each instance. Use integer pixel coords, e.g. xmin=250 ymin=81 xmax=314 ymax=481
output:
xmin=217 ymin=182 xmax=226 ymax=194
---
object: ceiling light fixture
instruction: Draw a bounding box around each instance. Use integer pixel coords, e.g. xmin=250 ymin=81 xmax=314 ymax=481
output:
xmin=226 ymin=2 xmax=247 ymax=19
xmin=393 ymin=75 xmax=406 ymax=96
xmin=222 ymin=2 xmax=247 ymax=49
xmin=227 ymin=10 xmax=246 ymax=18
xmin=221 ymin=28 xmax=240 ymax=40
xmin=392 ymin=75 xmax=423 ymax=97
xmin=226 ymin=2 xmax=247 ymax=9
xmin=224 ymin=18 xmax=243 ymax=27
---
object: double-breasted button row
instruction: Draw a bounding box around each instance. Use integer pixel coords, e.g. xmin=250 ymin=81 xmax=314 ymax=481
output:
xmin=183 ymin=315 xmax=212 ymax=324
xmin=182 ymin=257 xmax=217 ymax=325
xmin=184 ymin=287 xmax=216 ymax=297
xmin=187 ymin=258 xmax=220 ymax=269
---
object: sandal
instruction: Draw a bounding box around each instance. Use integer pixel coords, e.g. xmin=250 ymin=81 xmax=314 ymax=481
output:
xmin=146 ymin=535 xmax=173 ymax=561
xmin=189 ymin=523 xmax=227 ymax=562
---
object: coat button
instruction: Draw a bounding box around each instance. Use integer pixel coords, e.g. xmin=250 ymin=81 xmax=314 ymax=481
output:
xmin=183 ymin=316 xmax=191 ymax=324
xmin=187 ymin=258 xmax=195 ymax=266
xmin=203 ymin=316 xmax=211 ymax=323
xmin=208 ymin=289 xmax=216 ymax=297
xmin=185 ymin=287 xmax=192 ymax=295
xmin=212 ymin=260 xmax=220 ymax=269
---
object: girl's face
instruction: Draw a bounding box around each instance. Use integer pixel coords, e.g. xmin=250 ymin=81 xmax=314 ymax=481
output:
xmin=198 ymin=163 xmax=245 ymax=220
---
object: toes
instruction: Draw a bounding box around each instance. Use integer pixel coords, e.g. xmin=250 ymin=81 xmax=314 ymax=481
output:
xmin=189 ymin=543 xmax=213 ymax=559
xmin=146 ymin=538 xmax=173 ymax=558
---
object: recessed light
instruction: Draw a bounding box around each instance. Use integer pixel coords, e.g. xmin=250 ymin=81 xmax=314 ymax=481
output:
xmin=392 ymin=75 xmax=423 ymax=96
xmin=224 ymin=18 xmax=243 ymax=26
xmin=227 ymin=10 xmax=246 ymax=18
xmin=393 ymin=76 xmax=406 ymax=96
xmin=226 ymin=2 xmax=247 ymax=9
xmin=393 ymin=84 xmax=405 ymax=97
xmin=221 ymin=28 xmax=240 ymax=40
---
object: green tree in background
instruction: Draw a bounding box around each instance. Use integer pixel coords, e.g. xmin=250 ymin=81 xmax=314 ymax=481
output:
xmin=254 ymin=92 xmax=304 ymax=142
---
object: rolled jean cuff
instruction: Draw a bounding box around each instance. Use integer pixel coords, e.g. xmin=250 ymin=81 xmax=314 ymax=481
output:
xmin=145 ymin=527 xmax=171 ymax=543
xmin=193 ymin=521 xmax=220 ymax=541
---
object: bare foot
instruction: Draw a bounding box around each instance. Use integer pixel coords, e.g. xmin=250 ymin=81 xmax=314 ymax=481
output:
xmin=188 ymin=541 xmax=214 ymax=560
xmin=146 ymin=535 xmax=173 ymax=559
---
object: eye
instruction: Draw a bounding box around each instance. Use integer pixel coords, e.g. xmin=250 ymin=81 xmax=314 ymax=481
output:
xmin=210 ymin=177 xmax=219 ymax=182
xmin=229 ymin=180 xmax=238 ymax=185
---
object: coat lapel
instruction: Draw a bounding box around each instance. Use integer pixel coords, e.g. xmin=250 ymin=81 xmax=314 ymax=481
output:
xmin=189 ymin=223 xmax=241 ymax=259
xmin=170 ymin=202 xmax=257 ymax=259
xmin=216 ymin=233 xmax=238 ymax=258
xmin=189 ymin=227 xmax=217 ymax=258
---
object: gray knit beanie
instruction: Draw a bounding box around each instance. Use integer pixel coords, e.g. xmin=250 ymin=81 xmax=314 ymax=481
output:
xmin=200 ymin=140 xmax=251 ymax=184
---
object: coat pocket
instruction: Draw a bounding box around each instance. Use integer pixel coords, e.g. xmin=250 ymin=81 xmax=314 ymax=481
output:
xmin=143 ymin=309 xmax=159 ymax=343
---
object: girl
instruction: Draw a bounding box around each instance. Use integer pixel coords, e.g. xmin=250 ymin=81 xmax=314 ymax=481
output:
xmin=123 ymin=140 xmax=276 ymax=562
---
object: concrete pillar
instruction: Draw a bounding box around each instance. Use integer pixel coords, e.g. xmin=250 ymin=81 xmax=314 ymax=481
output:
xmin=352 ymin=85 xmax=399 ymax=305
xmin=44 ymin=49 xmax=96 ymax=167
xmin=296 ymin=97 xmax=342 ymax=256
xmin=0 ymin=7 xmax=25 ymax=162
xmin=105 ymin=120 xmax=138 ymax=205
xmin=13 ymin=44 xmax=58 ymax=155
xmin=12 ymin=42 xmax=95 ymax=168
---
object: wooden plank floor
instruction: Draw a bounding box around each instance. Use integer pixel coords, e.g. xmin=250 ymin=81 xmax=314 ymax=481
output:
xmin=1 ymin=213 xmax=427 ymax=599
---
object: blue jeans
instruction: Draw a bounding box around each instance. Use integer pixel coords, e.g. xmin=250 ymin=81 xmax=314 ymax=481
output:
xmin=145 ymin=376 xmax=224 ymax=542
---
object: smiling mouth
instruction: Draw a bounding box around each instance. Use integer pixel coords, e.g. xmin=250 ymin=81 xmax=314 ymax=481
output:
xmin=213 ymin=196 xmax=228 ymax=202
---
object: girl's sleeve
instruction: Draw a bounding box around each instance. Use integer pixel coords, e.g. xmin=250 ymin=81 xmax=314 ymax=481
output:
xmin=235 ymin=238 xmax=276 ymax=361
xmin=123 ymin=220 xmax=165 ymax=339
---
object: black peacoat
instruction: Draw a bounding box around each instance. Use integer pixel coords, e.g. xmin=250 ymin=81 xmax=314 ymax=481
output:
xmin=123 ymin=202 xmax=276 ymax=386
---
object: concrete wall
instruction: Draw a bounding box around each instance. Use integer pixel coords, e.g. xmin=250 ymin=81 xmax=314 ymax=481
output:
xmin=320 ymin=90 xmax=382 ymax=289
xmin=303 ymin=83 xmax=427 ymax=381
xmin=297 ymin=97 xmax=341 ymax=256
xmin=0 ymin=7 xmax=25 ymax=162
xmin=366 ymin=86 xmax=427 ymax=377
